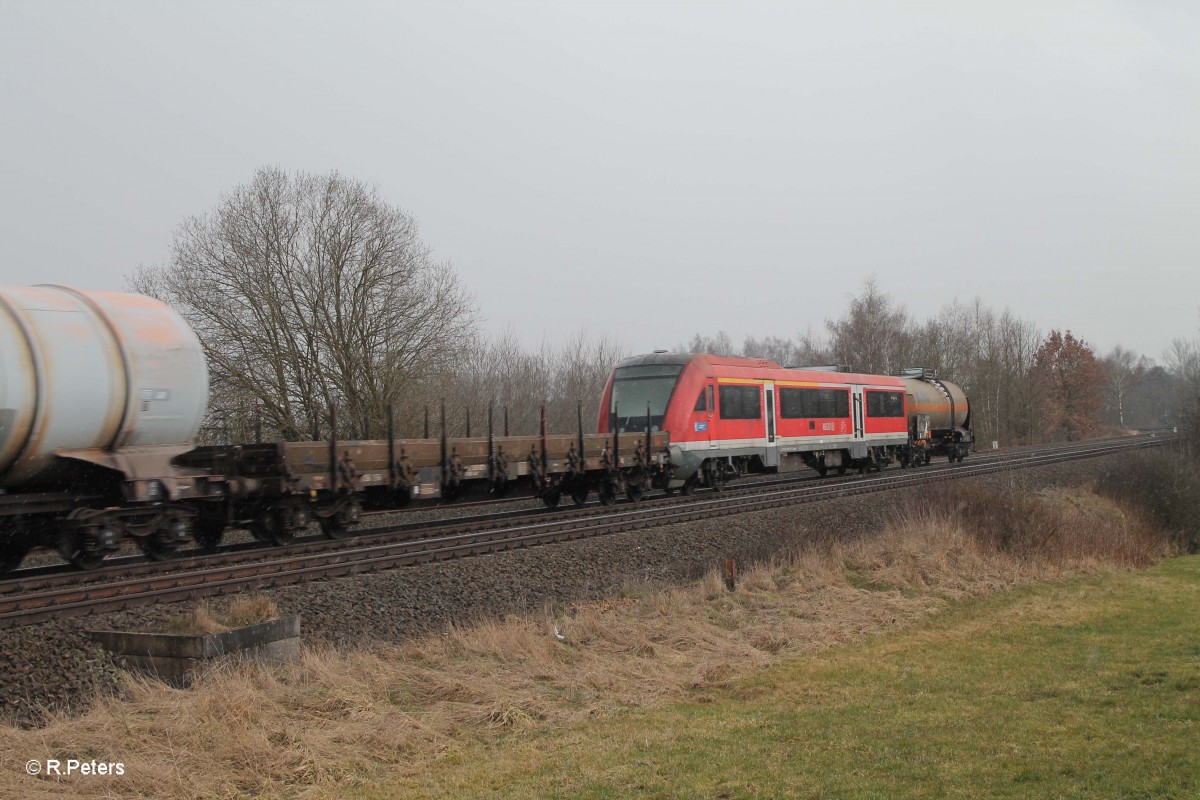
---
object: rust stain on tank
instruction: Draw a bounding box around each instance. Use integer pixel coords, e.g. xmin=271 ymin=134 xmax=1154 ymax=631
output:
xmin=93 ymin=291 xmax=189 ymax=348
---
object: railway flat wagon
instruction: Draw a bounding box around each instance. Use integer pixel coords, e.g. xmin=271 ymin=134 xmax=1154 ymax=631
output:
xmin=177 ymin=421 xmax=672 ymax=549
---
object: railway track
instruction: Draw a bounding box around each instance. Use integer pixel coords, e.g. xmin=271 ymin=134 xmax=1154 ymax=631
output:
xmin=0 ymin=433 xmax=1146 ymax=593
xmin=0 ymin=433 xmax=1174 ymax=628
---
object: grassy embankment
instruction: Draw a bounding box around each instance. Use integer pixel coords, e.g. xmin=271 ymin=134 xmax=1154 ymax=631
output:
xmin=396 ymin=551 xmax=1200 ymax=799
xmin=2 ymin=450 xmax=1197 ymax=799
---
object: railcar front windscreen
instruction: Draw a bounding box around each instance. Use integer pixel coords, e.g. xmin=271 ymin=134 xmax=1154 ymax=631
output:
xmin=609 ymin=364 xmax=684 ymax=432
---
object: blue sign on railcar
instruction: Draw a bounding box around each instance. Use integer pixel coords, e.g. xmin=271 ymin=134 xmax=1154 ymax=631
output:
xmin=694 ymin=421 xmax=707 ymax=432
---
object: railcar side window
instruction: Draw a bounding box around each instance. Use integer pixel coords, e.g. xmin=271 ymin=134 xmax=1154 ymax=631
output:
xmin=823 ymin=389 xmax=850 ymax=417
xmin=865 ymin=390 xmax=905 ymax=417
xmin=718 ymin=385 xmax=761 ymax=420
xmin=779 ymin=387 xmax=850 ymax=418
xmin=694 ymin=389 xmax=707 ymax=412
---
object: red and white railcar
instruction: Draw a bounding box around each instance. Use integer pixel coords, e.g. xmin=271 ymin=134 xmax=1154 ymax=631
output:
xmin=599 ymin=353 xmax=967 ymax=491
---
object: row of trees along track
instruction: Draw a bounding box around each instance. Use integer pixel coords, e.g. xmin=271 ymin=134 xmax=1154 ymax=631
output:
xmin=0 ymin=433 xmax=1175 ymax=629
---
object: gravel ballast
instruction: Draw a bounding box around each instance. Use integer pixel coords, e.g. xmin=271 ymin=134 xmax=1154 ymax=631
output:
xmin=0 ymin=452 xmax=1142 ymax=725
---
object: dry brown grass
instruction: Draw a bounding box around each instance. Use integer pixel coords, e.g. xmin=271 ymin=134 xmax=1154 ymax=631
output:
xmin=0 ymin=485 xmax=1178 ymax=799
xmin=160 ymin=594 xmax=280 ymax=635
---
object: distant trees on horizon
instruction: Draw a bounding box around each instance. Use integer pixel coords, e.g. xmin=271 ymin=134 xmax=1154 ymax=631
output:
xmin=680 ymin=280 xmax=1198 ymax=446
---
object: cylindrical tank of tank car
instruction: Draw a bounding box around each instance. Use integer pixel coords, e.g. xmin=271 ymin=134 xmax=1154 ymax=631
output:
xmin=901 ymin=376 xmax=971 ymax=432
xmin=0 ymin=285 xmax=208 ymax=489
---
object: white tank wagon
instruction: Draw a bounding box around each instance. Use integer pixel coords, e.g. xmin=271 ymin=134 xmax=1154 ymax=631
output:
xmin=0 ymin=285 xmax=217 ymax=572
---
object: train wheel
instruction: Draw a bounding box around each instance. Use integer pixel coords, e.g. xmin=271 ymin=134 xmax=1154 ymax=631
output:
xmin=598 ymin=481 xmax=617 ymax=505
xmin=837 ymin=464 xmax=846 ymax=476
xmin=680 ymin=475 xmax=697 ymax=496
xmin=924 ymin=452 xmax=932 ymax=466
xmin=571 ymin=487 xmax=589 ymax=506
xmin=252 ymin=509 xmax=294 ymax=546
xmin=142 ymin=511 xmax=192 ymax=561
xmin=818 ymin=464 xmax=828 ymax=478
xmin=59 ymin=528 xmax=106 ymax=570
xmin=195 ymin=504 xmax=226 ymax=553
xmin=321 ymin=499 xmax=358 ymax=539
xmin=542 ymin=491 xmax=562 ymax=509
xmin=626 ymin=483 xmax=644 ymax=502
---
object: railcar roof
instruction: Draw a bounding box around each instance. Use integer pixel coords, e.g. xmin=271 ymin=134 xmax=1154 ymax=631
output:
xmin=615 ymin=353 xmax=904 ymax=386
xmin=614 ymin=352 xmax=781 ymax=369
xmin=613 ymin=352 xmax=700 ymax=368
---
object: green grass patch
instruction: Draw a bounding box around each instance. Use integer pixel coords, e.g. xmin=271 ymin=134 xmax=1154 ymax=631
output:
xmin=374 ymin=557 xmax=1200 ymax=799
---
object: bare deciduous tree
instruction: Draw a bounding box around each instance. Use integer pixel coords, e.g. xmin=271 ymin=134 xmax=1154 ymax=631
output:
xmin=1165 ymin=337 xmax=1200 ymax=391
xmin=826 ymin=278 xmax=913 ymax=374
xmin=679 ymin=331 xmax=737 ymax=356
xmin=1165 ymin=316 xmax=1200 ymax=448
xmin=416 ymin=329 xmax=629 ymax=437
xmin=1102 ymin=346 xmax=1140 ymax=429
xmin=130 ymin=167 xmax=475 ymax=441
xmin=740 ymin=334 xmax=797 ymax=366
xmin=908 ymin=301 xmax=1044 ymax=446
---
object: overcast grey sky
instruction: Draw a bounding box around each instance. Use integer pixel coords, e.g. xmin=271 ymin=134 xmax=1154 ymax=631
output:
xmin=1 ymin=1 xmax=1196 ymax=360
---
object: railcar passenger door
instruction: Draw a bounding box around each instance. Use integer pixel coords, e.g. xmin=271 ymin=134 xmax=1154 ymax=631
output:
xmin=763 ymin=381 xmax=778 ymax=468
xmin=851 ymin=385 xmax=866 ymax=458
xmin=764 ymin=382 xmax=776 ymax=444
xmin=693 ymin=378 xmax=716 ymax=449
xmin=705 ymin=379 xmax=716 ymax=449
